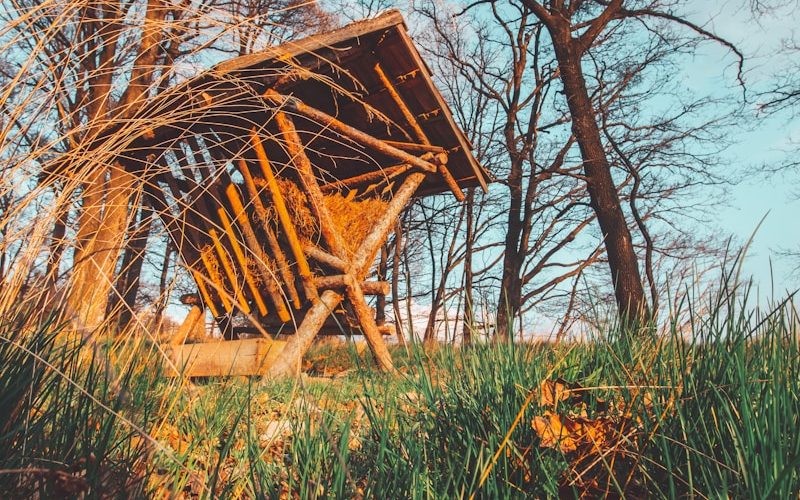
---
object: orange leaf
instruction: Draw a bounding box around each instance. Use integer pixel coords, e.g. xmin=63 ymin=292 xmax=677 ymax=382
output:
xmin=532 ymin=411 xmax=620 ymax=454
xmin=537 ymin=378 xmax=583 ymax=409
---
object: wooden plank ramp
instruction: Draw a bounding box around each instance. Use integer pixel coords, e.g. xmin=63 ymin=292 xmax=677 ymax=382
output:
xmin=165 ymin=338 xmax=287 ymax=377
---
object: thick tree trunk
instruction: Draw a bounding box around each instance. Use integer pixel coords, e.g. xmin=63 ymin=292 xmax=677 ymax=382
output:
xmin=495 ymin=159 xmax=525 ymax=342
xmin=68 ymin=164 xmax=136 ymax=332
xmin=548 ymin=24 xmax=648 ymax=323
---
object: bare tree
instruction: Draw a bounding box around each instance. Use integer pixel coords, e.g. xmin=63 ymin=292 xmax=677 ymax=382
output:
xmin=411 ymin=0 xmax=743 ymax=339
xmin=509 ymin=0 xmax=744 ymax=324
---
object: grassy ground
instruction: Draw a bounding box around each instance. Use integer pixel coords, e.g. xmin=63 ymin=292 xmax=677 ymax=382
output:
xmin=1 ymin=292 xmax=799 ymax=498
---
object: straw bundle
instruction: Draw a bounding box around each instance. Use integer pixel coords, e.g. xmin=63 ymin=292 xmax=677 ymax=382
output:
xmin=255 ymin=177 xmax=388 ymax=257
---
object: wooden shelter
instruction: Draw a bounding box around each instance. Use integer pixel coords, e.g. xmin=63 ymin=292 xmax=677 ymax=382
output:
xmin=120 ymin=11 xmax=487 ymax=376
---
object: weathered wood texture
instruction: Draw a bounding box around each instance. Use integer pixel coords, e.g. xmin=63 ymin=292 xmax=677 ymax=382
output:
xmin=165 ymin=338 xmax=287 ymax=377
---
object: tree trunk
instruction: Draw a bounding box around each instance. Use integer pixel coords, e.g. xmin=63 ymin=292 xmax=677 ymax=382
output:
xmin=376 ymin=244 xmax=388 ymax=326
xmin=462 ymin=188 xmax=475 ymax=345
xmin=46 ymin=194 xmax=69 ymax=288
xmin=152 ymin=241 xmax=173 ymax=327
xmin=495 ymin=158 xmax=525 ymax=342
xmin=391 ymin=224 xmax=406 ymax=346
xmin=548 ymin=23 xmax=648 ymax=323
xmin=111 ymin=204 xmax=153 ymax=330
xmin=68 ymin=164 xmax=136 ymax=332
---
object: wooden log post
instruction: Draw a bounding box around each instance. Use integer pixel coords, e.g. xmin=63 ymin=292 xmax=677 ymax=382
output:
xmin=265 ymin=289 xmax=343 ymax=377
xmin=267 ymin=168 xmax=436 ymax=377
xmin=273 ymin=109 xmax=396 ymax=372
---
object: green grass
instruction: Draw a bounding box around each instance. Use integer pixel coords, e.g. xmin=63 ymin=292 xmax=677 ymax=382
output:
xmin=1 ymin=289 xmax=798 ymax=498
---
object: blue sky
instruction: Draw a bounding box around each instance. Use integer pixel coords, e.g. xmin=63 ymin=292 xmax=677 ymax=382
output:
xmin=682 ymin=2 xmax=799 ymax=297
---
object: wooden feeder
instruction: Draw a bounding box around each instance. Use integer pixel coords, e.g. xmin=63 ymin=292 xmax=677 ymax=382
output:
xmin=116 ymin=11 xmax=487 ymax=377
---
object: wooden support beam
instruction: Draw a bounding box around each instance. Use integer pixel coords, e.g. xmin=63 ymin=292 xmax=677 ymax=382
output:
xmin=217 ymin=207 xmax=269 ymax=317
xmin=382 ymin=140 xmax=445 ymax=154
xmin=314 ymin=275 xmax=390 ymax=295
xmin=191 ymin=268 xmax=221 ymax=318
xmin=303 ymin=244 xmax=348 ymax=272
xmin=225 ymin=183 xmax=292 ymax=322
xmin=148 ymin=175 xmax=203 ymax=263
xmin=394 ymin=25 xmax=489 ymax=194
xmin=374 ymin=62 xmax=429 ymax=145
xmin=350 ymin=171 xmax=430 ymax=277
xmin=171 ymin=304 xmax=205 ymax=346
xmin=273 ymin=109 xmax=395 ymax=373
xmin=273 ymin=110 xmax=350 ymax=258
xmin=249 ymin=131 xmax=318 ymax=303
xmin=263 ymin=90 xmax=438 ymax=174
xmin=319 ymin=163 xmax=414 ymax=194
xmin=266 ymin=289 xmax=344 ymax=377
xmin=375 ymin=63 xmax=465 ymax=202
xmin=267 ymin=167 xmax=435 ymax=378
xmin=236 ymin=159 xmax=302 ymax=309
xmin=437 ymin=163 xmax=465 ymax=202
xmin=210 ymin=228 xmax=251 ymax=314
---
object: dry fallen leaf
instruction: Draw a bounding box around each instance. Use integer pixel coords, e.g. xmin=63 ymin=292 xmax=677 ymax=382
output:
xmin=532 ymin=411 xmax=619 ymax=454
xmin=537 ymin=378 xmax=582 ymax=408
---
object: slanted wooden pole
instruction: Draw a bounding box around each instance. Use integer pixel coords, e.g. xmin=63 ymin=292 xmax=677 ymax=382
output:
xmin=303 ymin=244 xmax=348 ymax=272
xmin=273 ymin=111 xmax=350 ymax=254
xmin=249 ymin=133 xmax=319 ymax=303
xmin=225 ymin=183 xmax=292 ymax=322
xmin=382 ymin=140 xmax=445 ymax=154
xmin=199 ymin=249 xmax=233 ymax=313
xmin=263 ymin=91 xmax=438 ymax=174
xmin=190 ymin=268 xmax=220 ymax=318
xmin=274 ymin=110 xmax=395 ymax=372
xmin=236 ymin=159 xmax=302 ymax=309
xmin=374 ymin=62 xmax=429 ymax=144
xmin=210 ymin=228 xmax=251 ymax=314
xmin=351 ymin=169 xmax=439 ymax=276
xmin=266 ymin=289 xmax=343 ymax=377
xmin=171 ymin=304 xmax=205 ymax=345
xmin=217 ymin=207 xmax=268 ymax=317
xmin=320 ymin=163 xmax=414 ymax=194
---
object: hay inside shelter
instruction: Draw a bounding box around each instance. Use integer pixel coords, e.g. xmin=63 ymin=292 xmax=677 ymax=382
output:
xmin=254 ymin=177 xmax=388 ymax=258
